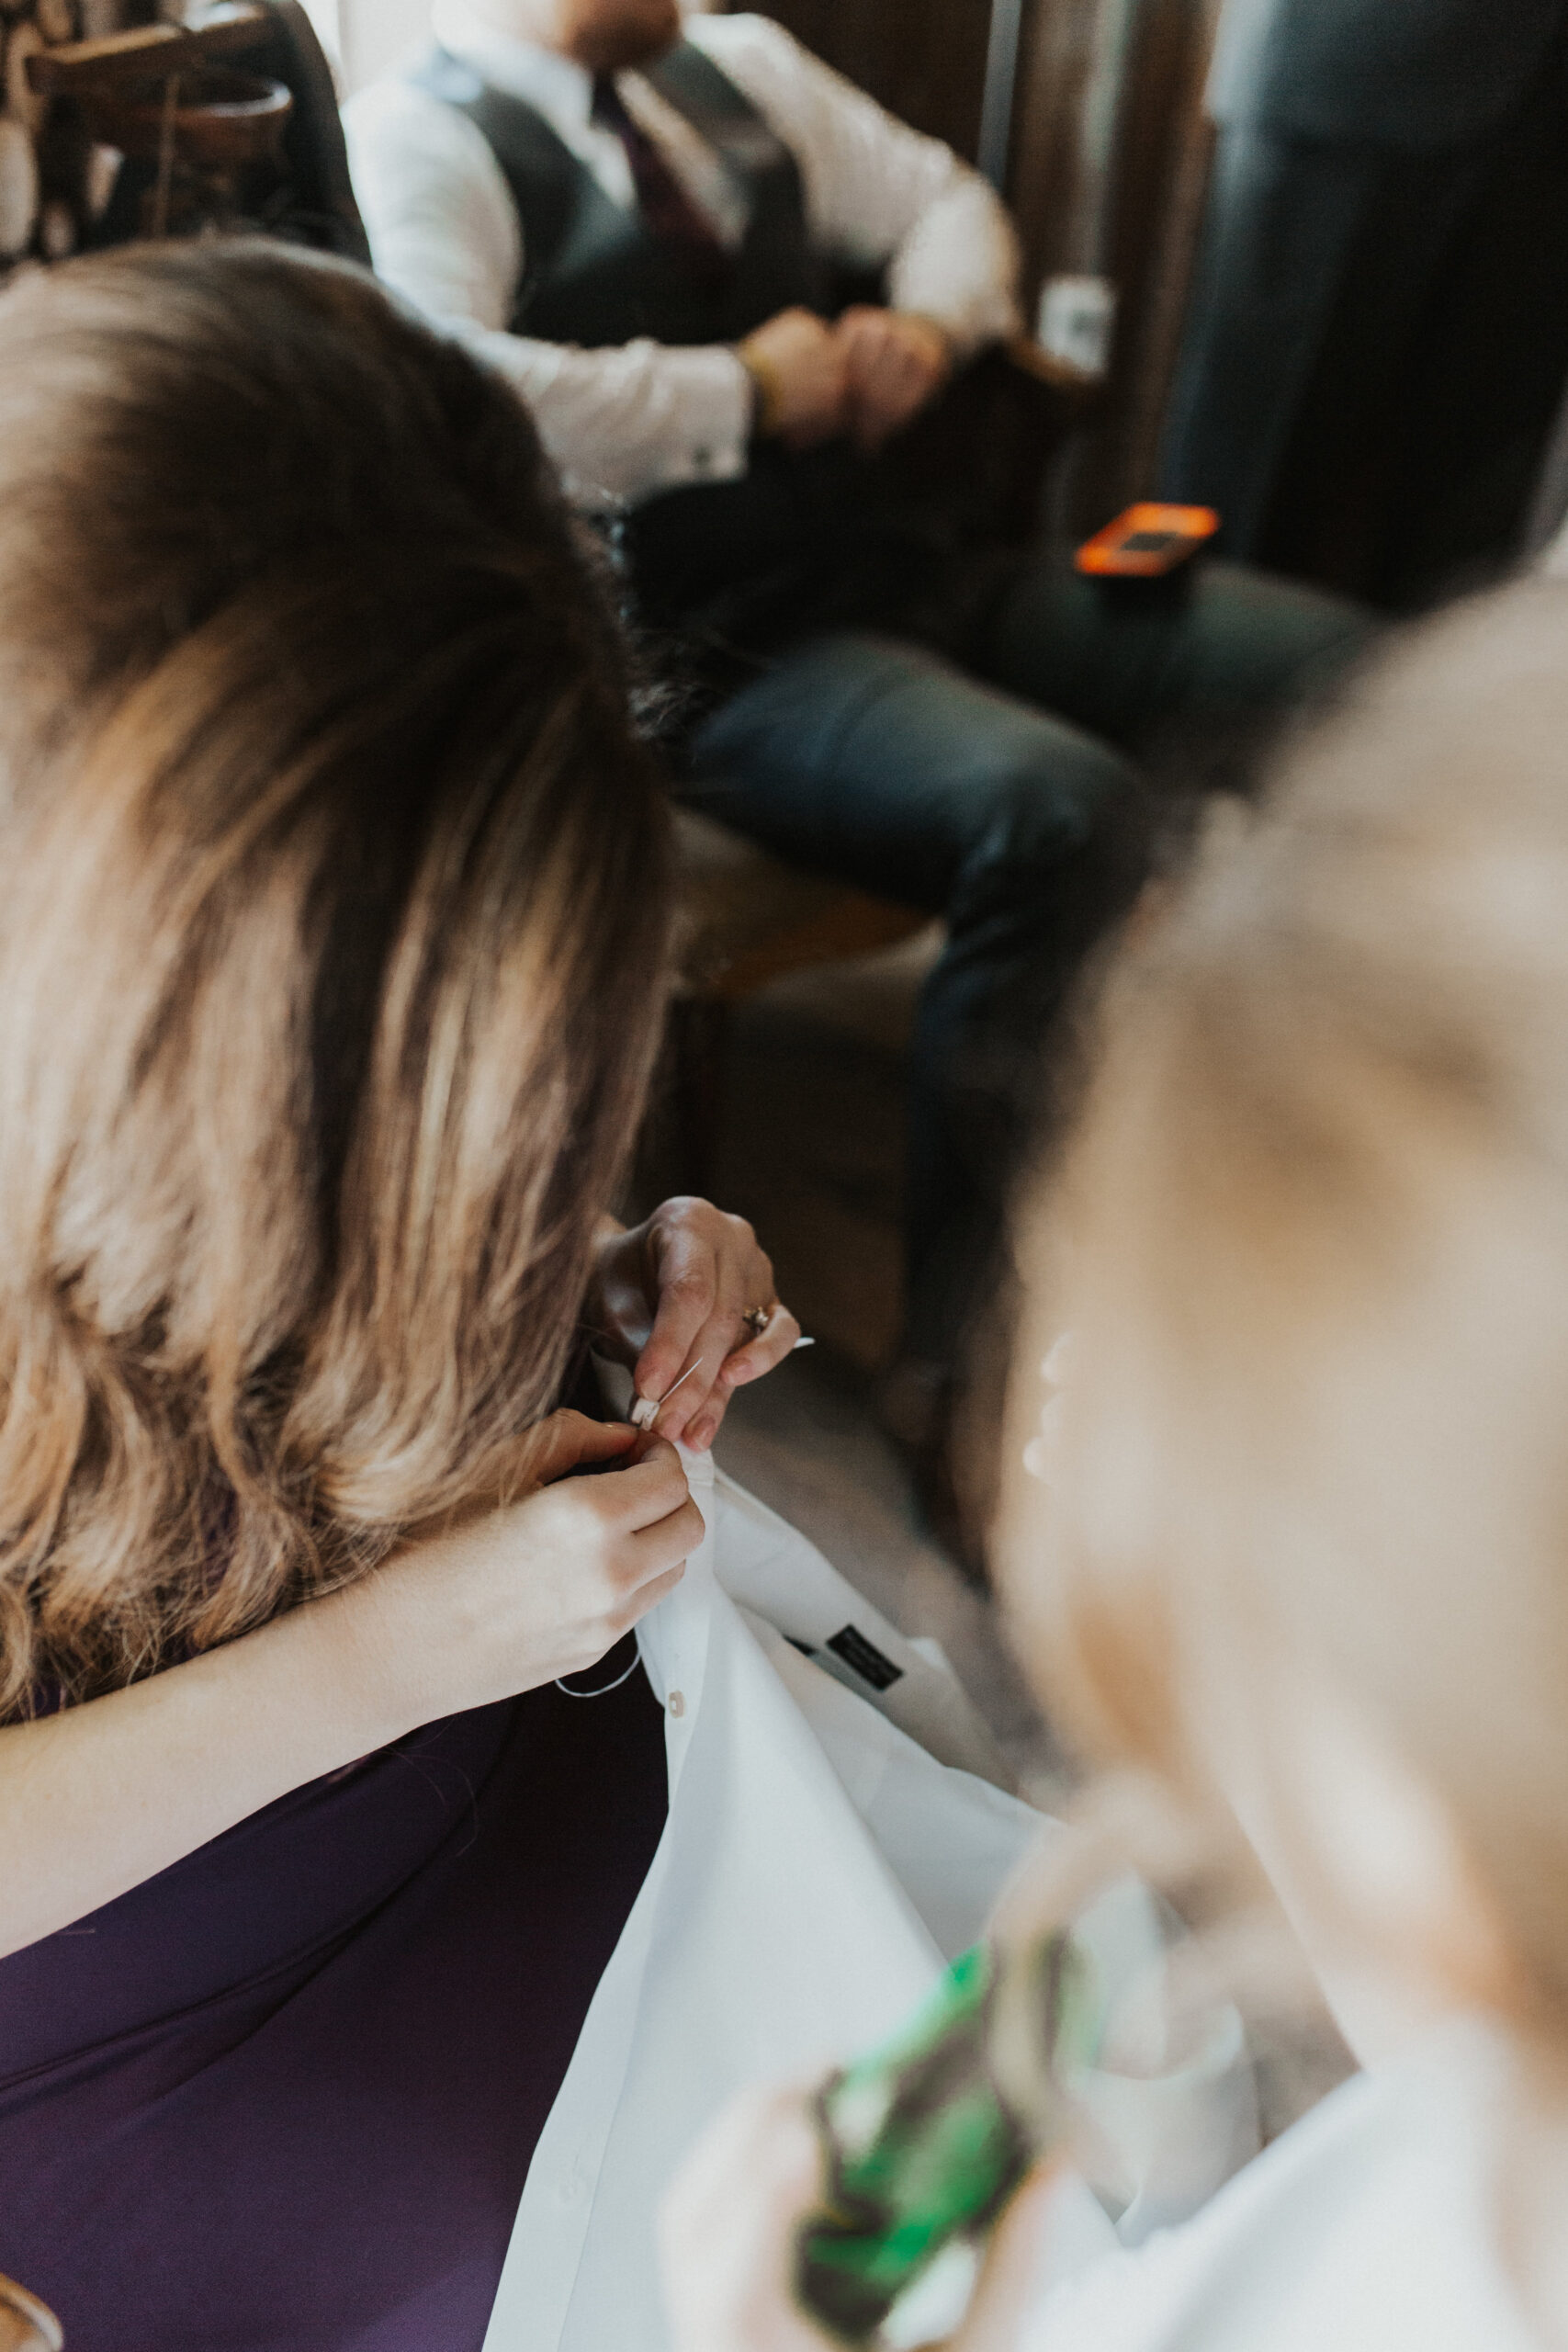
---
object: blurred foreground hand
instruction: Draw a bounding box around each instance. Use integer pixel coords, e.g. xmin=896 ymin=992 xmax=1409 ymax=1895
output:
xmin=660 ymin=2080 xmax=1066 ymax=2352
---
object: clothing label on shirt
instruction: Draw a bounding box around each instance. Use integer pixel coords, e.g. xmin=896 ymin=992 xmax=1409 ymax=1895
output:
xmin=827 ymin=1624 xmax=906 ymax=1693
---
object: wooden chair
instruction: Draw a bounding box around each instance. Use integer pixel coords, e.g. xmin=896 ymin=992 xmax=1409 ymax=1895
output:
xmin=0 ymin=2277 xmax=62 ymax=2352
xmin=668 ymin=811 xmax=931 ymax=1193
xmin=666 ymin=337 xmax=1100 ymax=1193
xmin=22 ymin=0 xmax=367 ymax=260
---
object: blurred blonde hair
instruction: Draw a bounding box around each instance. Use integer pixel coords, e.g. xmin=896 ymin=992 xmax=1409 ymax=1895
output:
xmin=1000 ymin=580 xmax=1568 ymax=2052
xmin=0 ymin=242 xmax=671 ymax=1718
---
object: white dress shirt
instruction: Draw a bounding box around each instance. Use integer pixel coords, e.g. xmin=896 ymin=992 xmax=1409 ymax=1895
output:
xmin=344 ymin=3 xmax=1022 ymax=510
xmin=1014 ymin=2018 xmax=1540 ymax=2352
xmin=479 ymin=1442 xmax=1253 ymax=2352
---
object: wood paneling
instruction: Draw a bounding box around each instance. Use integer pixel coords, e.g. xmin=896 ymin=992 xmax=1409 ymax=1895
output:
xmin=1007 ymin=0 xmax=1111 ymax=295
xmin=1007 ymin=0 xmax=1219 ymax=528
xmin=750 ymin=0 xmax=1220 ymax=523
xmin=746 ymin=0 xmax=996 ymax=160
xmin=1090 ymin=0 xmax=1219 ymax=514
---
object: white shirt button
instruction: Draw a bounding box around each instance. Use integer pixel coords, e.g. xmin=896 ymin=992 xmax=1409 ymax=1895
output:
xmin=668 ymin=1690 xmax=686 ymax=1718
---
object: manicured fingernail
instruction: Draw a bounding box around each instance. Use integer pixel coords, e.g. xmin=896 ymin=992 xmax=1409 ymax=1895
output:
xmin=689 ymin=1419 xmax=716 ymax=1452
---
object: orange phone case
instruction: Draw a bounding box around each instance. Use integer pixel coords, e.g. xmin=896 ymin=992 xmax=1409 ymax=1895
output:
xmin=1076 ymin=502 xmax=1221 ymax=578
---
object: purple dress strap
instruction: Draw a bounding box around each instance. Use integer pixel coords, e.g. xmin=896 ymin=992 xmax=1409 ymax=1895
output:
xmin=0 ymin=1640 xmax=668 ymax=2351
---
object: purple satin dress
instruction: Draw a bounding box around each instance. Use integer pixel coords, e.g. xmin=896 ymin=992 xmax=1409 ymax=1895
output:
xmin=0 ymin=1641 xmax=668 ymax=2351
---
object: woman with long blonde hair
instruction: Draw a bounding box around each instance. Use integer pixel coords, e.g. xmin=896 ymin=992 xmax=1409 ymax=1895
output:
xmin=663 ymin=580 xmax=1568 ymax=2351
xmin=0 ymin=236 xmax=800 ymax=2349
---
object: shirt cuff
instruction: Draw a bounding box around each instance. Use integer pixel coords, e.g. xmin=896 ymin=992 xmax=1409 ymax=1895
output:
xmin=888 ymin=276 xmax=1023 ymax=366
xmin=456 ymin=329 xmax=756 ymax=512
xmin=642 ymin=345 xmax=755 ymax=497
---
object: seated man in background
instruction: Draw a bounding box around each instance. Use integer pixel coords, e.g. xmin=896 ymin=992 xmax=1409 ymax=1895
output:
xmin=345 ymin=0 xmax=1368 ymax=1552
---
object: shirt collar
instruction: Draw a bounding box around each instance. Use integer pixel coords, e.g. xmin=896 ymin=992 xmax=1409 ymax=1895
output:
xmin=430 ymin=0 xmax=597 ymax=127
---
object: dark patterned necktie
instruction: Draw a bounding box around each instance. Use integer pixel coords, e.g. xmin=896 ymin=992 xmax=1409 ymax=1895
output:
xmin=591 ymin=71 xmax=732 ymax=288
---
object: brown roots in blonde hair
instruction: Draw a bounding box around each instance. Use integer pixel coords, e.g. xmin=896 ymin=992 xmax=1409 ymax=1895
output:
xmin=1000 ymin=581 xmax=1568 ymax=2047
xmin=0 ymin=240 xmax=671 ymax=1717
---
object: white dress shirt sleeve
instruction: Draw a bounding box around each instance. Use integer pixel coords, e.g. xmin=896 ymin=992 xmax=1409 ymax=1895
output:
xmin=691 ymin=13 xmax=1023 ymax=357
xmin=343 ymin=79 xmax=754 ymax=512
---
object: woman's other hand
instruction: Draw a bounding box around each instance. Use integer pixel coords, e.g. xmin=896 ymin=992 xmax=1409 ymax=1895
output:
xmin=351 ymin=1411 xmax=703 ymax=1726
xmin=587 ymin=1199 xmax=801 ymax=1451
xmin=0 ymin=1412 xmax=702 ymax=1957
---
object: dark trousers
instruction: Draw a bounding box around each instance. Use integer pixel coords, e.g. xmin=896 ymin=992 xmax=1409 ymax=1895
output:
xmin=1159 ymin=23 xmax=1568 ymax=604
xmin=682 ymin=555 xmax=1370 ymax=1366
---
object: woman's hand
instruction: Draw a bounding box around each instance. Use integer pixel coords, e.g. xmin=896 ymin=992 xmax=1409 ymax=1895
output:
xmin=0 ymin=1412 xmax=701 ymax=1960
xmin=345 ymin=1410 xmax=704 ymax=1728
xmin=586 ymin=1199 xmax=801 ymax=1451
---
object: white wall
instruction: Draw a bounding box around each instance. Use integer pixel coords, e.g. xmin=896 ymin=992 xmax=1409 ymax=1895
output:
xmin=333 ymin=0 xmax=435 ymax=91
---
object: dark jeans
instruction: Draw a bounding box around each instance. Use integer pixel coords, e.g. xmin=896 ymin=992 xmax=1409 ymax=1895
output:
xmin=682 ymin=555 xmax=1371 ymax=1366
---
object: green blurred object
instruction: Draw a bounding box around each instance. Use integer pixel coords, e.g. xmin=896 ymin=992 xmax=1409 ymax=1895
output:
xmin=795 ymin=1936 xmax=1100 ymax=2346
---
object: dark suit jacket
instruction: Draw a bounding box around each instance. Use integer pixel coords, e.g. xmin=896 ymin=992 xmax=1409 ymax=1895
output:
xmin=1206 ymin=0 xmax=1562 ymax=150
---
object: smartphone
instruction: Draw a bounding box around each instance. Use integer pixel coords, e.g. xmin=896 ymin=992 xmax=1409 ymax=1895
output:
xmin=1076 ymin=502 xmax=1220 ymax=580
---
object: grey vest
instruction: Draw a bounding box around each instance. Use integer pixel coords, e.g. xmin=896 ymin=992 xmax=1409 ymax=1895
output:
xmin=409 ymin=44 xmax=962 ymax=665
xmin=409 ymin=41 xmax=822 ymax=347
